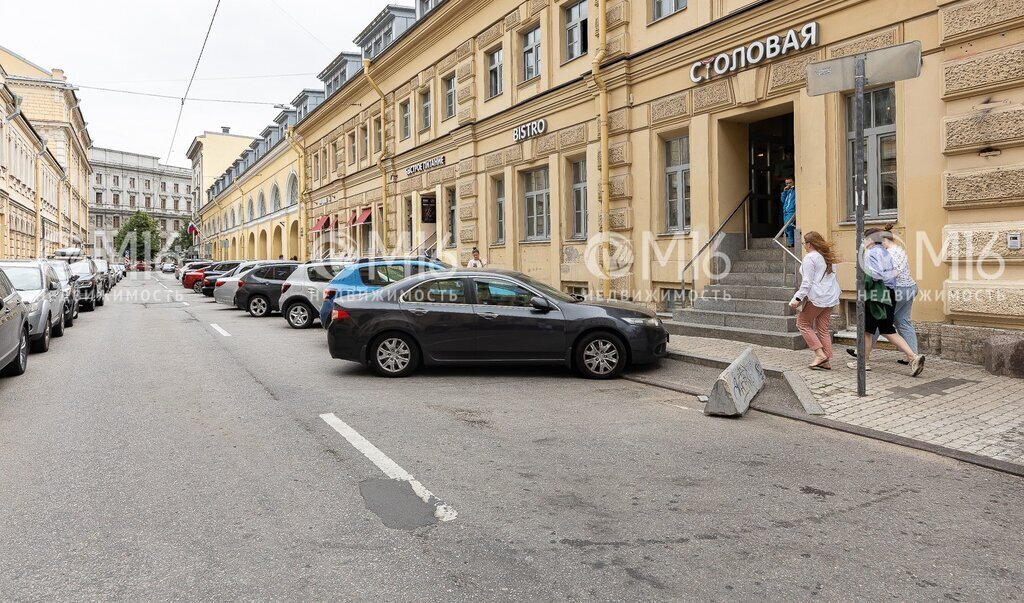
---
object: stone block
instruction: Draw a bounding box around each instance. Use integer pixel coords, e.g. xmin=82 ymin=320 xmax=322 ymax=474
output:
xmin=704 ymin=347 xmax=766 ymax=417
xmin=983 ymin=334 xmax=1024 ymax=378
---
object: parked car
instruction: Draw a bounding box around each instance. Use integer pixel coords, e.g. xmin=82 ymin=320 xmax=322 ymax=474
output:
xmin=175 ymin=260 xmax=209 ymax=280
xmin=0 ymin=260 xmax=67 ymax=353
xmin=112 ymin=264 xmax=126 ymax=282
xmin=0 ymin=268 xmax=30 ymax=377
xmin=47 ymin=260 xmax=79 ymax=328
xmin=93 ymin=259 xmax=112 ymax=292
xmin=233 ymin=262 xmax=299 ymax=317
xmin=160 ymin=262 xmax=175 ymax=273
xmin=278 ymin=260 xmax=351 ymax=329
xmin=326 ymin=269 xmax=669 ymax=379
xmin=198 ymin=261 xmax=243 ymax=296
xmin=68 ymin=259 xmax=104 ymax=310
xmin=134 ymin=260 xmax=147 ymax=271
xmin=182 ymin=262 xmax=216 ymax=292
xmin=318 ymin=257 xmax=450 ymax=328
xmin=213 ymin=262 xmax=265 ymax=307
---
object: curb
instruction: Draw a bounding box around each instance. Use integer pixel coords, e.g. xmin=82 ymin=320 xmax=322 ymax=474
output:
xmin=656 ymin=350 xmax=1024 ymax=479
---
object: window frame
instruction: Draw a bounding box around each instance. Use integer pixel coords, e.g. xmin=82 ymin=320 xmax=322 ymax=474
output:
xmin=563 ymin=0 xmax=588 ymax=62
xmin=663 ymin=135 xmax=691 ymax=234
xmin=445 ymin=187 xmax=457 ymax=248
xmin=493 ymin=176 xmax=506 ymax=245
xmin=419 ymin=88 xmax=432 ymax=131
xmin=443 ymin=74 xmax=457 ymax=121
xmin=399 ymin=100 xmax=411 ymax=140
xmin=523 ymin=167 xmax=551 ymax=242
xmin=400 ymin=277 xmax=470 ymax=305
xmin=521 ymin=25 xmax=541 ymax=82
xmin=845 ymin=85 xmax=898 ymax=220
xmin=651 ymin=0 xmax=686 ymax=22
xmin=569 ymin=159 xmax=587 ymax=240
xmin=487 ymin=47 xmax=503 ymax=99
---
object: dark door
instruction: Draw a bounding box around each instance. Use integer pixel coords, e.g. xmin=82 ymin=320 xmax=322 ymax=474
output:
xmin=266 ymin=265 xmax=298 ymax=310
xmin=748 ymin=114 xmax=794 ymax=239
xmin=470 ymin=277 xmax=566 ymax=361
xmin=0 ymin=273 xmax=18 ymax=361
xmin=400 ymin=277 xmax=477 ymax=361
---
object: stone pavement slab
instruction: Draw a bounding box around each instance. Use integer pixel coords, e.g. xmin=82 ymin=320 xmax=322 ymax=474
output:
xmin=666 ymin=335 xmax=1024 ymax=467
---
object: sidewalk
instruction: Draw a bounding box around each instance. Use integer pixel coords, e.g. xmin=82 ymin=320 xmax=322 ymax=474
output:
xmin=665 ymin=335 xmax=1024 ymax=467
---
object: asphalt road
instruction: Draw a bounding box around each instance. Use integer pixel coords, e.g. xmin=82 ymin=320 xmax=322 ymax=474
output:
xmin=1 ymin=272 xmax=1021 ymax=601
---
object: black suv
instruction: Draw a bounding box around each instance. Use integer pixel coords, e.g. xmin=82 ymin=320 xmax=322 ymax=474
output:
xmin=233 ymin=262 xmax=299 ymax=317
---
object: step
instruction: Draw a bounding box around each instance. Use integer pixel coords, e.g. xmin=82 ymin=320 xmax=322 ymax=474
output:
xmin=664 ymin=320 xmax=808 ymax=350
xmin=735 ymin=248 xmax=789 ymax=261
xmin=703 ymin=284 xmax=796 ymax=302
xmin=748 ymin=238 xmax=785 ymax=249
xmin=718 ymin=272 xmax=800 ymax=287
xmin=729 ymin=260 xmax=794 ymax=273
xmin=673 ymin=308 xmax=799 ymax=333
xmin=692 ymin=296 xmax=795 ymax=316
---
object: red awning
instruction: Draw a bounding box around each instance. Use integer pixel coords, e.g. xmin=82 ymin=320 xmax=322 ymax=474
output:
xmin=346 ymin=211 xmax=358 ymax=227
xmin=352 ymin=208 xmax=373 ymax=226
xmin=310 ymin=216 xmax=331 ymax=232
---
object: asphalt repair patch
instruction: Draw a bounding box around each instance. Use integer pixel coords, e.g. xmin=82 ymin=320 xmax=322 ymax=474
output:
xmin=359 ymin=478 xmax=439 ymax=530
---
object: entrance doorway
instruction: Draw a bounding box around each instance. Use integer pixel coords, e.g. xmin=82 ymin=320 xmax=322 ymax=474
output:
xmin=419 ymin=195 xmax=437 ymax=253
xmin=748 ymin=113 xmax=794 ymax=239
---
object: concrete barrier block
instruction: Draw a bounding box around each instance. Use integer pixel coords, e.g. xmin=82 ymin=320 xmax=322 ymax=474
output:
xmin=983 ymin=334 xmax=1024 ymax=378
xmin=704 ymin=347 xmax=766 ymax=417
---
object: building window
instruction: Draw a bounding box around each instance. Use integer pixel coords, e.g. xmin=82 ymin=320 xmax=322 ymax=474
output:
xmin=348 ymin=133 xmax=357 ymax=164
xmin=494 ymin=176 xmax=505 ymax=244
xmin=174 ymin=220 xmax=180 ymax=231
xmin=400 ymin=100 xmax=411 ymax=140
xmin=524 ymin=168 xmax=550 ymax=241
xmin=522 ymin=26 xmax=541 ymax=81
xmin=360 ymin=127 xmax=368 ymax=160
xmin=446 ymin=188 xmax=457 ymax=248
xmin=374 ymin=118 xmax=382 ymax=153
xmin=570 ymin=159 xmax=587 ymax=239
xmin=332 ymin=142 xmax=341 ymax=172
xmin=846 ymin=85 xmax=897 ymax=218
xmin=652 ymin=0 xmax=686 ymax=21
xmin=174 ymin=198 xmax=180 ymax=211
xmin=187 ymin=185 xmax=191 ymax=194
xmin=664 ymin=136 xmax=691 ymax=233
xmin=113 ymin=175 xmax=119 ymax=186
xmin=258 ymin=193 xmax=266 ymax=217
xmin=288 ymin=175 xmax=299 ymax=206
xmin=145 ymin=179 xmax=150 ymax=190
xmin=271 ymin=185 xmax=281 ymax=212
xmin=173 ymin=183 xmax=179 ymax=193
xmin=564 ymin=0 xmax=588 ymax=61
xmin=487 ymin=48 xmax=503 ymax=98
xmin=95 ymin=174 xmax=102 ymax=185
xmin=420 ymin=89 xmax=432 ymax=130
xmin=129 ymin=177 xmax=135 ymax=188
xmin=247 ymin=198 xmax=254 ymax=222
xmin=443 ymin=75 xmax=457 ymax=120
xmin=187 ymin=200 xmax=192 ymax=213
xmin=113 ymin=193 xmax=120 ymax=205
xmin=159 ymin=197 xmax=165 ymax=210
xmin=113 ymin=216 xmax=121 ymax=229
xmin=95 ymin=191 xmax=102 ymax=204
xmin=161 ymin=182 xmax=166 ymax=192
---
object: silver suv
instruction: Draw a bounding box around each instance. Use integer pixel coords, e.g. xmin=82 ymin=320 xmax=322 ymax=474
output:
xmin=0 ymin=260 xmax=66 ymax=353
xmin=279 ymin=261 xmax=350 ymax=328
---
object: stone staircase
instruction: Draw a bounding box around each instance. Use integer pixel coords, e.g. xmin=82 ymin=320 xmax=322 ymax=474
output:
xmin=667 ymin=238 xmax=807 ymax=350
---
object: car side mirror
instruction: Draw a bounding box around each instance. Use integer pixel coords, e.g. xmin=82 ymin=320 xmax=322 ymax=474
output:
xmin=69 ymin=275 xmax=80 ymax=283
xmin=530 ymin=296 xmax=551 ymax=312
xmin=49 ymin=282 xmax=60 ymax=291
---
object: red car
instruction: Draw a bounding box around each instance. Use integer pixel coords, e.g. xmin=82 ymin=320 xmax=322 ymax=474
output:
xmin=182 ymin=262 xmax=214 ymax=291
xmin=134 ymin=261 xmax=146 ymax=271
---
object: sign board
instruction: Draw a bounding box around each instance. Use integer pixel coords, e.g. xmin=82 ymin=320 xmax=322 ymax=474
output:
xmin=805 ymin=41 xmax=922 ymax=96
xmin=421 ymin=198 xmax=436 ymax=223
xmin=512 ymin=119 xmax=547 ymax=142
xmin=405 ymin=156 xmax=446 ymax=177
xmin=703 ymin=348 xmax=766 ymax=417
xmin=690 ymin=22 xmax=819 ymax=83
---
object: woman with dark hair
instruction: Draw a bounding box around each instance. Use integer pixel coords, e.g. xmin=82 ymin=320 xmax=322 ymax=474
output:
xmin=849 ymin=227 xmax=925 ymax=376
xmin=790 ymin=231 xmax=841 ymax=369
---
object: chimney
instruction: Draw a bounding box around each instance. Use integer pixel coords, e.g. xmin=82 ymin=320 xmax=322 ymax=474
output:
xmin=221 ymin=126 xmax=231 ymax=134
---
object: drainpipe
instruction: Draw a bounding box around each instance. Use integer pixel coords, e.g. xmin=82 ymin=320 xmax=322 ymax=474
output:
xmin=363 ymin=58 xmax=391 ymax=251
xmin=591 ymin=0 xmax=611 ymax=298
xmin=284 ymin=127 xmax=308 ymax=261
xmin=34 ymin=141 xmax=47 ymax=257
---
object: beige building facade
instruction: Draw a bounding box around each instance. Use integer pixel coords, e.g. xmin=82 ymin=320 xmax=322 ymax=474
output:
xmin=187 ymin=128 xmax=257 ymax=218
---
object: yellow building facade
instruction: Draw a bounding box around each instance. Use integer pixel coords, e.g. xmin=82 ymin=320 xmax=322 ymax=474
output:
xmin=292 ymin=0 xmax=1022 ymax=355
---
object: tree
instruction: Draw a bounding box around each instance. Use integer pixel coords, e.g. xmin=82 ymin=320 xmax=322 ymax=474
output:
xmin=113 ymin=211 xmax=162 ymax=261
xmin=170 ymin=223 xmax=197 ymax=256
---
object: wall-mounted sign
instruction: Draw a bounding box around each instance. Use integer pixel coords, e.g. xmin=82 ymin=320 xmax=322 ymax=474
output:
xmin=689 ymin=22 xmax=819 ymax=83
xmin=421 ymin=198 xmax=436 ymax=223
xmin=512 ymin=118 xmax=547 ymax=142
xmin=405 ymin=156 xmax=446 ymax=176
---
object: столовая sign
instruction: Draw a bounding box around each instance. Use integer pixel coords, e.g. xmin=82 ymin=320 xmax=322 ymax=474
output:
xmin=689 ymin=22 xmax=819 ymax=83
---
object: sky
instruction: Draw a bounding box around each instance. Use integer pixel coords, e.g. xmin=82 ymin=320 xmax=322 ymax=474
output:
xmin=3 ymin=0 xmax=399 ymax=168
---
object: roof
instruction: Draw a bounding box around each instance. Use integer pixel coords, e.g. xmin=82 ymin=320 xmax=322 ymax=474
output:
xmin=0 ymin=43 xmax=51 ymax=78
xmin=354 ymin=5 xmax=416 ymax=45
xmin=318 ymin=51 xmax=363 ymax=80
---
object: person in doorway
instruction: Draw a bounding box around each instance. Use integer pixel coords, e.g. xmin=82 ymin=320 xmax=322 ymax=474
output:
xmin=290 ymin=256 xmax=298 ymax=261
xmin=278 ymin=255 xmax=284 ymax=260
xmin=847 ymin=223 xmax=919 ymax=364
xmin=789 ymin=231 xmax=841 ymax=370
xmin=467 ymin=247 xmax=487 ymax=268
xmin=847 ymin=227 xmax=925 ymax=376
xmin=781 ymin=177 xmax=797 ymax=247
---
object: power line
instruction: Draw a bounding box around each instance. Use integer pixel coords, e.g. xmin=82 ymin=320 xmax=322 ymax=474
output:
xmin=78 ymin=84 xmax=284 ymax=106
xmin=166 ymin=0 xmax=222 ymax=163
xmin=267 ymin=0 xmax=334 ymax=54
xmin=86 ymin=72 xmax=317 ymax=85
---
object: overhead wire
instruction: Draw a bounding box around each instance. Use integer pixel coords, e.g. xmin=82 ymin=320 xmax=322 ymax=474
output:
xmin=165 ymin=0 xmax=222 ymax=163
xmin=77 ymin=84 xmax=284 ymax=106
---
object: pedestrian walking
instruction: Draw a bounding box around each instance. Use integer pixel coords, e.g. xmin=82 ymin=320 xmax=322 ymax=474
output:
xmin=467 ymin=247 xmax=487 ymax=268
xmin=847 ymin=227 xmax=925 ymax=376
xmin=789 ymin=231 xmax=841 ymax=370
xmin=781 ymin=177 xmax=797 ymax=247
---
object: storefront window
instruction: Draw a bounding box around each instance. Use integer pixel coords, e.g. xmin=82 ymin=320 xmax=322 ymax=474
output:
xmin=446 ymin=188 xmax=457 ymax=248
xmin=570 ymin=159 xmax=587 ymax=239
xmin=494 ymin=177 xmax=505 ymax=244
xmin=664 ymin=136 xmax=690 ymax=233
xmin=524 ymin=168 xmax=550 ymax=241
xmin=846 ymin=85 xmax=897 ymax=219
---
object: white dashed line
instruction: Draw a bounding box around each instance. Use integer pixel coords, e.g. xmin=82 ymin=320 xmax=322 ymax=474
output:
xmin=319 ymin=412 xmax=457 ymax=522
xmin=210 ymin=324 xmax=231 ymax=337
xmin=181 ymin=301 xmax=190 ymax=306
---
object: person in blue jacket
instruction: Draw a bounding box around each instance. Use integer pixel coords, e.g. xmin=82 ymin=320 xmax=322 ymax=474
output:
xmin=781 ymin=177 xmax=797 ymax=247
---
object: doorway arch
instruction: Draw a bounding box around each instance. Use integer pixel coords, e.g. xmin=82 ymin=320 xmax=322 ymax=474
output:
xmin=272 ymin=225 xmax=283 ymax=259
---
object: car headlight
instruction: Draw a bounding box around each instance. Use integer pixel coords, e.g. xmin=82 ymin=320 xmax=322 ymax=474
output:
xmin=622 ymin=316 xmax=662 ymax=328
xmin=28 ymin=300 xmax=42 ymax=313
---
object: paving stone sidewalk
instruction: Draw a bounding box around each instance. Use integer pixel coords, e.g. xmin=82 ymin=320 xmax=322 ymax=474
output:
xmin=665 ymin=335 xmax=1024 ymax=467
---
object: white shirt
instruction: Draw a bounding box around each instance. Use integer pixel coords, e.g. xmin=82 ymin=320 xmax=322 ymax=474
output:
xmin=887 ymin=245 xmax=916 ymax=288
xmin=791 ymin=250 xmax=841 ymax=308
xmin=467 ymin=258 xmax=486 ymax=268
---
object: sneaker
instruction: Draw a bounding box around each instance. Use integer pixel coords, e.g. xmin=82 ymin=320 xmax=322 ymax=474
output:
xmin=850 ymin=347 xmax=909 ymax=365
xmin=846 ymin=361 xmax=871 ymax=371
xmin=910 ymin=354 xmax=925 ymax=377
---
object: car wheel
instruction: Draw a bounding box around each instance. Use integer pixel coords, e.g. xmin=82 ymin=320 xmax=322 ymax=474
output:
xmin=82 ymin=295 xmax=96 ymax=312
xmin=72 ymin=301 xmax=79 ymax=320
xmin=369 ymin=332 xmax=420 ymax=378
xmin=285 ymin=302 xmax=314 ymax=329
xmin=1 ymin=327 xmax=29 ymax=377
xmin=247 ymin=295 xmax=270 ymax=317
xmin=192 ymin=281 xmax=203 ymax=294
xmin=31 ymin=318 xmax=51 ymax=353
xmin=575 ymin=331 xmax=626 ymax=380
xmin=53 ymin=312 xmax=65 ymax=337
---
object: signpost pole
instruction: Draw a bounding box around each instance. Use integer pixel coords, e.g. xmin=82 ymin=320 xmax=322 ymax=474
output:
xmin=853 ymin=55 xmax=867 ymax=397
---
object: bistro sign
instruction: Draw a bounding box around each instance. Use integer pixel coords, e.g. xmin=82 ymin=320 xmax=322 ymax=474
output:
xmin=512 ymin=118 xmax=547 ymax=142
xmin=689 ymin=22 xmax=819 ymax=83
xmin=405 ymin=155 xmax=446 ymax=176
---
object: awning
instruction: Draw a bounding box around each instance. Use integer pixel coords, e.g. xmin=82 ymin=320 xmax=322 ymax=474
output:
xmin=310 ymin=216 xmax=331 ymax=232
xmin=346 ymin=211 xmax=358 ymax=227
xmin=352 ymin=208 xmax=373 ymax=226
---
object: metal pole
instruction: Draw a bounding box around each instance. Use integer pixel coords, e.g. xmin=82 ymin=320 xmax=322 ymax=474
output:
xmin=854 ymin=56 xmax=867 ymax=397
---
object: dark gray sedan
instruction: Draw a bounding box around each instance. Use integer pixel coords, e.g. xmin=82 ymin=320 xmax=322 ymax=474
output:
xmin=326 ymin=269 xmax=668 ymax=379
xmin=0 ymin=268 xmax=30 ymax=376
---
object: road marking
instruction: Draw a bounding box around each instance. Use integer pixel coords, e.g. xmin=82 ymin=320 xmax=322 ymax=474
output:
xmin=181 ymin=301 xmax=190 ymax=307
xmin=210 ymin=324 xmax=231 ymax=337
xmin=656 ymin=400 xmax=700 ymax=413
xmin=319 ymin=412 xmax=457 ymax=522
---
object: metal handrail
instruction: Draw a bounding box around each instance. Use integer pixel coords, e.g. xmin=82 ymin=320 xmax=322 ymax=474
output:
xmin=771 ymin=213 xmax=802 ymax=278
xmin=681 ymin=192 xmax=752 ymax=304
xmin=411 ymin=231 xmax=438 ymax=258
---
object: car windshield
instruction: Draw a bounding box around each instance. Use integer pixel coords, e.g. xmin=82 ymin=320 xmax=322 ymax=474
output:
xmin=50 ymin=264 xmax=69 ymax=283
xmin=2 ymin=266 xmax=43 ymax=290
xmin=95 ymin=261 xmax=108 ymax=270
xmin=70 ymin=261 xmax=92 ymax=276
xmin=516 ymin=274 xmax=577 ymax=303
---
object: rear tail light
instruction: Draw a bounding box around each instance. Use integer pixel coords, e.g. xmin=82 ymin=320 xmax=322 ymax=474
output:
xmin=237 ymin=280 xmax=245 ymax=288
xmin=331 ymin=308 xmax=350 ymax=321
xmin=215 ymin=280 xmax=225 ymax=287
xmin=282 ymin=283 xmax=291 ymax=293
xmin=323 ymin=288 xmax=337 ymax=301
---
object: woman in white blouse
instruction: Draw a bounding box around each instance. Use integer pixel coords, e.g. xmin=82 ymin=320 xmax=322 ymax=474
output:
xmin=789 ymin=231 xmax=842 ymax=370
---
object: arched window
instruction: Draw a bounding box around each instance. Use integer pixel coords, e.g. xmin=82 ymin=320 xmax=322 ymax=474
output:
xmin=247 ymin=198 xmax=254 ymax=222
xmin=229 ymin=209 xmax=235 ymax=228
xmin=258 ymin=192 xmax=266 ymax=217
xmin=271 ymin=184 xmax=281 ymax=212
xmin=287 ymin=174 xmax=298 ymax=206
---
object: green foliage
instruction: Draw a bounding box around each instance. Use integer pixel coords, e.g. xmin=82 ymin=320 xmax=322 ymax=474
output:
xmin=170 ymin=223 xmax=196 ymax=255
xmin=113 ymin=211 xmax=162 ymax=260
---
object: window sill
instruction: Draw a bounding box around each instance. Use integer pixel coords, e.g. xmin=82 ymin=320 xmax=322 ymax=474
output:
xmin=566 ymin=236 xmax=587 ymax=243
xmin=484 ymin=92 xmax=503 ymax=102
xmin=657 ymin=230 xmax=691 ymax=238
xmin=519 ymin=238 xmax=551 ymax=245
xmin=560 ymin=53 xmax=587 ymax=67
xmin=837 ymin=217 xmax=898 ymax=227
xmin=489 ymin=241 xmax=506 ymax=248
xmin=442 ymin=115 xmax=455 ymax=123
xmin=518 ymin=76 xmax=541 ymax=89
xmin=648 ymin=8 xmax=686 ymax=26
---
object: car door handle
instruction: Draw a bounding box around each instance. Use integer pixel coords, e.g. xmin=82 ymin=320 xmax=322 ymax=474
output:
xmin=408 ymin=308 xmax=428 ymax=316
xmin=479 ymin=311 xmax=499 ymax=320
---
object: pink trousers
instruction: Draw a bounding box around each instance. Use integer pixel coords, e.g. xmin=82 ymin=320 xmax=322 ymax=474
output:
xmin=797 ymin=302 xmax=833 ymax=359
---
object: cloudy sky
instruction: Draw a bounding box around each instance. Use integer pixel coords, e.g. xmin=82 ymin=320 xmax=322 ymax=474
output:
xmin=3 ymin=0 xmax=397 ymax=167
